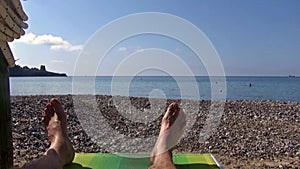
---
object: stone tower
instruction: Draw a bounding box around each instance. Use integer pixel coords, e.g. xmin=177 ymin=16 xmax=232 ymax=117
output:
xmin=40 ymin=65 xmax=46 ymax=71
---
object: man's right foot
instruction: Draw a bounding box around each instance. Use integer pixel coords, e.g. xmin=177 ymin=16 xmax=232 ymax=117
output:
xmin=150 ymin=102 xmax=186 ymax=164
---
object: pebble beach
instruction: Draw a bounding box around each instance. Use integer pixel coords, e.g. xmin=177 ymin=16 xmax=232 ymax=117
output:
xmin=11 ymin=95 xmax=300 ymax=168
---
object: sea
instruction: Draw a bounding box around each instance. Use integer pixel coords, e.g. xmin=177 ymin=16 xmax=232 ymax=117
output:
xmin=9 ymin=76 xmax=300 ymax=102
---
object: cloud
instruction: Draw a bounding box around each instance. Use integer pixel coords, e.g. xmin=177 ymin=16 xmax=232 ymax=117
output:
xmin=135 ymin=48 xmax=145 ymax=52
xmin=118 ymin=47 xmax=127 ymax=51
xmin=15 ymin=33 xmax=83 ymax=51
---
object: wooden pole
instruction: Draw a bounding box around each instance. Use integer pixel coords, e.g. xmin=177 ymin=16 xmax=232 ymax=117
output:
xmin=0 ymin=48 xmax=13 ymax=169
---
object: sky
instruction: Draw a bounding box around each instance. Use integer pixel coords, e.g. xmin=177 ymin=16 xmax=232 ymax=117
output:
xmin=9 ymin=0 xmax=300 ymax=76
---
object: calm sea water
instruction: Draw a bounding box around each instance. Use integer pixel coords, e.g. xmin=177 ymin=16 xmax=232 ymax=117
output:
xmin=9 ymin=76 xmax=300 ymax=102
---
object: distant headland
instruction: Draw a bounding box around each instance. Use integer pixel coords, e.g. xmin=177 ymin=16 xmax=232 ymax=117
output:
xmin=9 ymin=65 xmax=67 ymax=77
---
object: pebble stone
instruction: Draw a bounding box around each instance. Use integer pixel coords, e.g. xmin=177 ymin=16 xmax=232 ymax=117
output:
xmin=10 ymin=95 xmax=300 ymax=168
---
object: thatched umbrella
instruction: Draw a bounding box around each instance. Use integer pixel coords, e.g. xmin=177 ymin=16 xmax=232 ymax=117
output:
xmin=0 ymin=0 xmax=28 ymax=168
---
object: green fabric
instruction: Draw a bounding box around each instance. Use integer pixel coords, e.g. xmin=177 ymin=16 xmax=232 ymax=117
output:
xmin=64 ymin=153 xmax=220 ymax=169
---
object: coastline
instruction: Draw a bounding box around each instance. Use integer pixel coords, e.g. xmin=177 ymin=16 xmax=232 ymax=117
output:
xmin=9 ymin=65 xmax=67 ymax=77
xmin=11 ymin=95 xmax=300 ymax=168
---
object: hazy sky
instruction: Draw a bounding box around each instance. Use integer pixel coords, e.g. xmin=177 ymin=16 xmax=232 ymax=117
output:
xmin=9 ymin=0 xmax=300 ymax=76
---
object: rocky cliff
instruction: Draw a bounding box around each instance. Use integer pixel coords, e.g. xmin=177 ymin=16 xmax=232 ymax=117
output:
xmin=9 ymin=65 xmax=67 ymax=77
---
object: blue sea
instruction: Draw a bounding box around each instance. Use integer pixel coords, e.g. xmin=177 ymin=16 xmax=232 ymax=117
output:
xmin=9 ymin=76 xmax=300 ymax=102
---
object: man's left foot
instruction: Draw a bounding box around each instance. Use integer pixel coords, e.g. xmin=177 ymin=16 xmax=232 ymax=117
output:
xmin=42 ymin=98 xmax=75 ymax=166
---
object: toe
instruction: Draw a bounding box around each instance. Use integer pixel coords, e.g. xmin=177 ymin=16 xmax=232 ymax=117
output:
xmin=164 ymin=103 xmax=179 ymax=117
xmin=45 ymin=103 xmax=55 ymax=117
xmin=50 ymin=98 xmax=66 ymax=121
xmin=162 ymin=102 xmax=180 ymax=129
xmin=42 ymin=103 xmax=54 ymax=126
xmin=168 ymin=102 xmax=180 ymax=124
xmin=41 ymin=113 xmax=50 ymax=126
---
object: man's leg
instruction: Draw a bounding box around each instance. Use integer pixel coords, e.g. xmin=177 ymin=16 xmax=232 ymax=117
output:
xmin=149 ymin=102 xmax=186 ymax=169
xmin=19 ymin=98 xmax=75 ymax=169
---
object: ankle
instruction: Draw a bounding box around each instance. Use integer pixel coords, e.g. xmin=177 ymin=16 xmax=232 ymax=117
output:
xmin=44 ymin=148 xmax=63 ymax=166
xmin=153 ymin=151 xmax=174 ymax=166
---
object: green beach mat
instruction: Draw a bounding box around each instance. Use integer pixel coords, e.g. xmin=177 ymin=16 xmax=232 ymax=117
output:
xmin=64 ymin=153 xmax=222 ymax=169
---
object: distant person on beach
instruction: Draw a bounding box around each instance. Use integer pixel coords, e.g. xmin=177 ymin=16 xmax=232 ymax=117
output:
xmin=16 ymin=99 xmax=186 ymax=169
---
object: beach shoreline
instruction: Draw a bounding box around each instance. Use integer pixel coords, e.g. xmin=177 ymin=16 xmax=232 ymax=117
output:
xmin=10 ymin=95 xmax=300 ymax=168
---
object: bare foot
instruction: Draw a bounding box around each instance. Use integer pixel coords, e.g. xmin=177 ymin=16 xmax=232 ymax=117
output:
xmin=42 ymin=98 xmax=75 ymax=166
xmin=150 ymin=102 xmax=186 ymax=164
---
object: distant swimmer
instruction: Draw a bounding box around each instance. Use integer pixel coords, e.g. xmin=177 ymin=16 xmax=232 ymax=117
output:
xmin=249 ymin=83 xmax=252 ymax=87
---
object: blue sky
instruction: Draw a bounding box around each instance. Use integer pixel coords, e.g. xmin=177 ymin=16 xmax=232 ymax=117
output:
xmin=10 ymin=0 xmax=300 ymax=76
